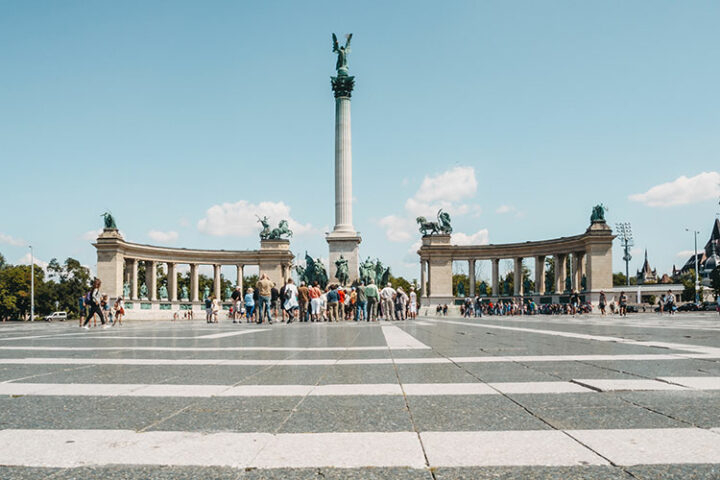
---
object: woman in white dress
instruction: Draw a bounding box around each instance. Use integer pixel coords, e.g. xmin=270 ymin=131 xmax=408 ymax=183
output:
xmin=408 ymin=286 xmax=417 ymax=320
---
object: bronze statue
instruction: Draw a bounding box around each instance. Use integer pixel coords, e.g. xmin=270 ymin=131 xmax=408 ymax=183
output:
xmin=123 ymin=282 xmax=130 ymax=298
xmin=297 ymin=253 xmax=328 ymax=289
xmin=359 ymin=257 xmax=376 ymax=284
xmin=590 ymin=204 xmax=607 ymax=223
xmin=257 ymin=216 xmax=271 ymax=239
xmin=158 ymin=284 xmax=168 ymax=300
xmin=335 ymin=255 xmax=349 ymax=286
xmin=332 ymin=33 xmax=352 ymax=75
xmin=266 ymin=220 xmax=293 ymax=240
xmin=102 ymin=212 xmax=117 ymax=229
xmin=417 ymin=209 xmax=452 ymax=235
xmin=139 ymin=283 xmax=148 ymax=299
xmin=180 ymin=285 xmax=189 ymax=301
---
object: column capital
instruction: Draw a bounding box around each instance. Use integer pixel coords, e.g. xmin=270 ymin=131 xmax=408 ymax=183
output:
xmin=331 ymin=75 xmax=355 ymax=98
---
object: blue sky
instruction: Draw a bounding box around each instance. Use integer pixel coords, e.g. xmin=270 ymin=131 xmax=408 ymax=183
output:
xmin=1 ymin=1 xmax=719 ymax=281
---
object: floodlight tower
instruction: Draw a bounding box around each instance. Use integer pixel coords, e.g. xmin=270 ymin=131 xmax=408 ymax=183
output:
xmin=685 ymin=228 xmax=700 ymax=303
xmin=615 ymin=222 xmax=633 ymax=286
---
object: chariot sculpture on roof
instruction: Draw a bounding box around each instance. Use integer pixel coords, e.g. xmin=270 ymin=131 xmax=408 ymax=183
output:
xmin=416 ymin=209 xmax=452 ymax=236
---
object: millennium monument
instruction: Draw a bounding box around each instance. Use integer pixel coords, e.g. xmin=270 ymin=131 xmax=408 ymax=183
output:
xmin=326 ymin=33 xmax=361 ymax=284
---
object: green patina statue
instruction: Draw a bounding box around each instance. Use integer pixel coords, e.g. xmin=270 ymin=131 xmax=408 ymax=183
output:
xmin=359 ymin=257 xmax=375 ymax=285
xmin=139 ymin=283 xmax=148 ymax=299
xmin=203 ymin=286 xmax=210 ymax=299
xmin=296 ymin=253 xmax=329 ymax=289
xmin=258 ymin=216 xmax=292 ymax=240
xmin=158 ymin=284 xmax=168 ymax=300
xmin=590 ymin=204 xmax=607 ymax=223
xmin=180 ymin=285 xmax=189 ymax=301
xmin=417 ymin=209 xmax=453 ymax=236
xmin=224 ymin=286 xmax=232 ymax=301
xmin=457 ymin=281 xmax=465 ymax=298
xmin=102 ymin=212 xmax=117 ymax=229
xmin=257 ymin=216 xmax=271 ymax=239
xmin=478 ymin=281 xmax=488 ymax=296
xmin=335 ymin=255 xmax=349 ymax=286
xmin=332 ymin=33 xmax=352 ymax=75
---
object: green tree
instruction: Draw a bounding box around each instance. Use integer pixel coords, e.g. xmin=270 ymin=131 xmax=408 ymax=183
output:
xmin=613 ymin=272 xmax=638 ymax=287
xmin=545 ymin=257 xmax=555 ymax=293
xmin=389 ymin=275 xmax=413 ymax=294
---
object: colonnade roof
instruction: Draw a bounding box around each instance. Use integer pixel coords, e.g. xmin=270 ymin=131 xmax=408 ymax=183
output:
xmin=94 ymin=235 xmax=293 ymax=265
xmin=418 ymin=225 xmax=615 ymax=261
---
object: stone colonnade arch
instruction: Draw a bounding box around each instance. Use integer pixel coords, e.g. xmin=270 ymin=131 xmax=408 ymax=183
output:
xmin=94 ymin=228 xmax=293 ymax=319
xmin=418 ymin=220 xmax=614 ymax=311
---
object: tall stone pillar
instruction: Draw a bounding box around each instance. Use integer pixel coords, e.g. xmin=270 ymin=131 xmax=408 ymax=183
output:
xmin=469 ymin=259 xmax=476 ymax=297
xmin=94 ymin=228 xmax=125 ymax=299
xmin=554 ymin=254 xmax=567 ymax=293
xmin=167 ymin=263 xmax=177 ymax=302
xmin=213 ymin=264 xmax=221 ymax=300
xmin=146 ymin=260 xmax=157 ymax=301
xmin=326 ymin=69 xmax=361 ymax=284
xmin=420 ymin=260 xmax=426 ymax=297
xmin=190 ymin=264 xmax=199 ymax=302
xmin=491 ymin=259 xmax=500 ymax=296
xmin=130 ymin=258 xmax=138 ymax=300
xmin=535 ymin=256 xmax=545 ymax=295
xmin=236 ymin=265 xmax=244 ymax=294
xmin=514 ymin=257 xmax=523 ymax=296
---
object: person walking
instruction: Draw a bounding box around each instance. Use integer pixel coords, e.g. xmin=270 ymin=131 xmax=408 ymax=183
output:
xmin=114 ymin=296 xmax=125 ymax=326
xmin=297 ymin=281 xmax=310 ymax=322
xmin=231 ymin=286 xmax=243 ymax=323
xmin=395 ymin=287 xmax=409 ymax=321
xmin=205 ymin=295 xmax=213 ymax=323
xmin=283 ymin=278 xmax=299 ymax=323
xmin=619 ymin=291 xmax=628 ymax=317
xmin=271 ymin=285 xmax=280 ymax=322
xmin=256 ymin=274 xmax=274 ymax=324
xmin=665 ymin=290 xmax=676 ymax=315
xmin=365 ymin=280 xmax=379 ymax=321
xmin=380 ymin=283 xmax=397 ymax=321
xmin=82 ymin=279 xmax=108 ymax=329
xmin=599 ymin=291 xmax=607 ymax=316
xmin=211 ymin=295 xmax=220 ymax=323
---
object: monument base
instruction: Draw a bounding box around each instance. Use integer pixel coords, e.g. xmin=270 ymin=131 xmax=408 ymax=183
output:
xmin=326 ymin=231 xmax=361 ymax=284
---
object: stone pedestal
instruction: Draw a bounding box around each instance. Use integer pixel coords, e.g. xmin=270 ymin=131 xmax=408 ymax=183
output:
xmin=327 ymin=232 xmax=361 ymax=284
xmin=422 ymin=235 xmax=453 ymax=304
xmin=94 ymin=228 xmax=124 ymax=299
xmin=259 ymin=239 xmax=292 ymax=287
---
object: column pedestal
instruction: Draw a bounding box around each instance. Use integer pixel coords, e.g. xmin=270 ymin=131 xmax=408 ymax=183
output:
xmin=326 ymin=232 xmax=362 ymax=285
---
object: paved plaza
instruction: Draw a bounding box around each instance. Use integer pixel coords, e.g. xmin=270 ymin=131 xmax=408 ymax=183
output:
xmin=0 ymin=313 xmax=719 ymax=479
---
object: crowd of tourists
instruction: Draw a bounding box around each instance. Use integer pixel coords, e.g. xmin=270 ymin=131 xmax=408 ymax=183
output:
xmin=79 ymin=278 xmax=125 ymax=328
xmin=223 ymin=274 xmax=418 ymax=324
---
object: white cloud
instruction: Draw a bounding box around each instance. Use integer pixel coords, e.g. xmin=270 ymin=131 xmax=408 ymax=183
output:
xmin=148 ymin=230 xmax=179 ymax=243
xmin=451 ymin=229 xmax=490 ymax=246
xmin=0 ymin=232 xmax=26 ymax=246
xmin=197 ymin=200 xmax=314 ymax=237
xmin=676 ymin=250 xmax=695 ymax=258
xmin=378 ymin=215 xmax=415 ymax=242
xmin=629 ymin=171 xmax=720 ymax=207
xmin=81 ymin=229 xmax=103 ymax=241
xmin=16 ymin=253 xmax=49 ymax=271
xmin=404 ymin=166 xmax=477 ymax=217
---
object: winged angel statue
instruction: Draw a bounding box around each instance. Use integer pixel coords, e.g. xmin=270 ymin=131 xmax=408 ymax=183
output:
xmin=332 ymin=33 xmax=352 ymax=75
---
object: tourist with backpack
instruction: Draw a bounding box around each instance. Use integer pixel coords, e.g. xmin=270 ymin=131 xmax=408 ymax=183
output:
xmin=82 ymin=279 xmax=108 ymax=329
xmin=283 ymin=278 xmax=298 ymax=323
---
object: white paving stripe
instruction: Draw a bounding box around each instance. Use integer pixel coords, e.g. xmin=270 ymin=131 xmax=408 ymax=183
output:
xmin=427 ymin=319 xmax=720 ymax=356
xmin=1 ymin=427 xmax=718 ymax=468
xmin=421 ymin=430 xmax=607 ymax=466
xmin=0 ymin=345 xmax=410 ymax=352
xmin=2 ymin=352 xmax=716 ymax=366
xmin=569 ymin=428 xmax=720 ymax=465
xmin=11 ymin=378 xmax=720 ymax=397
xmin=381 ymin=326 xmax=430 ymax=349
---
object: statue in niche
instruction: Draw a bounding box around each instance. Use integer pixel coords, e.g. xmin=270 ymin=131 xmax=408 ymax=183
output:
xmin=203 ymin=286 xmax=210 ymax=299
xmin=225 ymin=286 xmax=232 ymax=301
xmin=335 ymin=255 xmax=349 ymax=286
xmin=457 ymin=281 xmax=465 ymax=297
xmin=123 ymin=282 xmax=130 ymax=299
xmin=139 ymin=283 xmax=148 ymax=299
xmin=158 ymin=284 xmax=168 ymax=300
xmin=478 ymin=281 xmax=488 ymax=296
xmin=180 ymin=285 xmax=189 ymax=301
xmin=565 ymin=276 xmax=572 ymax=293
xmin=523 ymin=278 xmax=532 ymax=295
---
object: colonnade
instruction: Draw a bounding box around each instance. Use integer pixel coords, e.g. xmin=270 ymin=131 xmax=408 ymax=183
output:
xmin=417 ymin=219 xmax=614 ymax=305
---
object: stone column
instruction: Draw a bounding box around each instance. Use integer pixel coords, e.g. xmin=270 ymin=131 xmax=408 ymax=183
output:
xmin=167 ymin=263 xmax=177 ymax=302
xmin=146 ymin=260 xmax=157 ymax=301
xmin=94 ymin=229 xmax=125 ymax=299
xmin=573 ymin=252 xmax=585 ymax=292
xmin=514 ymin=257 xmax=523 ymax=296
xmin=535 ymin=256 xmax=545 ymax=295
xmin=426 ymin=260 xmax=432 ymax=296
xmin=213 ymin=264 xmax=221 ymax=300
xmin=190 ymin=264 xmax=199 ymax=302
xmin=130 ymin=259 xmax=138 ymax=300
xmin=554 ymin=254 xmax=567 ymax=293
xmin=420 ymin=260 xmax=426 ymax=297
xmin=468 ymin=259 xmax=476 ymax=297
xmin=236 ymin=265 xmax=244 ymax=294
xmin=326 ymin=72 xmax=361 ymax=284
xmin=572 ymin=253 xmax=580 ymax=292
xmin=491 ymin=259 xmax=499 ymax=296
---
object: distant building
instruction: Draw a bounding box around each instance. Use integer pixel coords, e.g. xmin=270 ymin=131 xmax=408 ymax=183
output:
xmin=673 ymin=218 xmax=720 ymax=287
xmin=636 ymin=249 xmax=658 ymax=284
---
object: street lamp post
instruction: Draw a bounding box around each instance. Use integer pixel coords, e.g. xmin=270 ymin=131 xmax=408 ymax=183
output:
xmin=686 ymin=229 xmax=700 ymax=304
xmin=615 ymin=223 xmax=633 ymax=286
xmin=29 ymin=245 xmax=34 ymax=322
